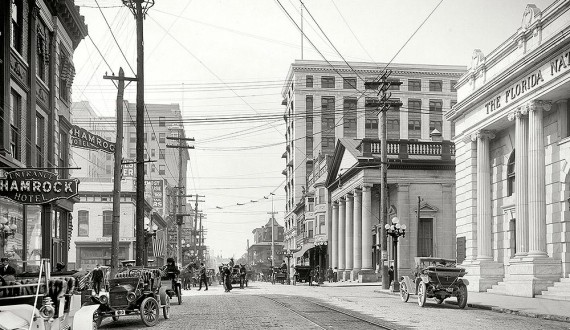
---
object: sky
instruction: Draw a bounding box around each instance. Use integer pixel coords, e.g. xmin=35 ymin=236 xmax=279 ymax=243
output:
xmin=71 ymin=0 xmax=556 ymax=258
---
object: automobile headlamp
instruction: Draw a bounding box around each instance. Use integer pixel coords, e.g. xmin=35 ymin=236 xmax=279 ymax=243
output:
xmin=39 ymin=305 xmax=55 ymax=319
xmin=99 ymin=295 xmax=109 ymax=304
xmin=127 ymin=292 xmax=136 ymax=302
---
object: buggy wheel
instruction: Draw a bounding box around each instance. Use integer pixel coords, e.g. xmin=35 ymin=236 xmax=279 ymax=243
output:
xmin=163 ymin=294 xmax=171 ymax=319
xmin=177 ymin=286 xmax=182 ymax=305
xmin=417 ymin=281 xmax=427 ymax=307
xmin=457 ymin=283 xmax=468 ymax=309
xmin=400 ymin=281 xmax=410 ymax=302
xmin=140 ymin=297 xmax=160 ymax=327
xmin=435 ymin=297 xmax=444 ymax=304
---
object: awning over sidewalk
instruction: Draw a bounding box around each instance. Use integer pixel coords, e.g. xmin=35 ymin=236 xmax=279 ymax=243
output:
xmin=293 ymin=243 xmax=314 ymax=259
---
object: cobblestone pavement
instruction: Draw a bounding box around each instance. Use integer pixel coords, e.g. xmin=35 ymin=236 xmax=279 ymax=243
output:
xmin=97 ymin=282 xmax=570 ymax=330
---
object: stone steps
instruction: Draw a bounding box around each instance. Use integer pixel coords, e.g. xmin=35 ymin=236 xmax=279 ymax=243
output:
xmin=540 ymin=275 xmax=570 ymax=300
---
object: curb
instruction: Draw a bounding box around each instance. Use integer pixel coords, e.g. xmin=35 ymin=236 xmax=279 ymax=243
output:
xmin=374 ymin=289 xmax=570 ymax=323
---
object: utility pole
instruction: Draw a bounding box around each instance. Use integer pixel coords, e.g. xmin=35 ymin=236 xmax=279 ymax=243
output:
xmin=268 ymin=193 xmax=277 ymax=268
xmin=198 ymin=213 xmax=206 ymax=261
xmin=122 ymin=0 xmax=154 ymax=267
xmin=167 ymin=135 xmax=195 ymax=265
xmin=365 ymin=71 xmax=402 ymax=290
xmin=189 ymin=194 xmax=205 ymax=260
xmin=104 ymin=68 xmax=137 ymax=277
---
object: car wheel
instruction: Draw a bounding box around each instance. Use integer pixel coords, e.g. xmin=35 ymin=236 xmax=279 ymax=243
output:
xmin=417 ymin=281 xmax=427 ymax=307
xmin=400 ymin=281 xmax=410 ymax=302
xmin=435 ymin=297 xmax=444 ymax=304
xmin=140 ymin=297 xmax=159 ymax=327
xmin=457 ymin=283 xmax=468 ymax=309
xmin=162 ymin=294 xmax=171 ymax=319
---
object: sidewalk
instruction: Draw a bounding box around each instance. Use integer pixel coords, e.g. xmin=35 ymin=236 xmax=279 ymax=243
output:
xmin=320 ymin=281 xmax=570 ymax=323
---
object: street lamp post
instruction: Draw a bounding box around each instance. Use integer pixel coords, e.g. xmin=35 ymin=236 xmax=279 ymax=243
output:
xmin=385 ymin=217 xmax=406 ymax=292
xmin=315 ymin=241 xmax=327 ymax=284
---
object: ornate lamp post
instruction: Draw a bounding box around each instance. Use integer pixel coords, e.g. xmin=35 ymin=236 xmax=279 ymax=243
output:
xmin=279 ymin=249 xmax=295 ymax=285
xmin=143 ymin=217 xmax=158 ymax=266
xmin=315 ymin=241 xmax=327 ymax=284
xmin=385 ymin=217 xmax=406 ymax=292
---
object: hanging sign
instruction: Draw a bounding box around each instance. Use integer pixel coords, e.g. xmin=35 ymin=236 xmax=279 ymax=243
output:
xmin=0 ymin=169 xmax=79 ymax=204
xmin=70 ymin=125 xmax=115 ymax=154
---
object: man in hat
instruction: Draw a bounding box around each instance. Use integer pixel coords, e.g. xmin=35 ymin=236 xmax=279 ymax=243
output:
xmin=0 ymin=258 xmax=15 ymax=277
xmin=91 ymin=264 xmax=104 ymax=295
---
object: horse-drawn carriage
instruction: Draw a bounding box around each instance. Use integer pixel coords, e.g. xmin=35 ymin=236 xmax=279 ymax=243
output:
xmin=0 ymin=259 xmax=84 ymax=330
xmin=74 ymin=266 xmax=171 ymax=328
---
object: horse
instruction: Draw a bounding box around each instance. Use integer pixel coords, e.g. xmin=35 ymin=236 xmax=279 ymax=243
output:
xmin=181 ymin=262 xmax=198 ymax=290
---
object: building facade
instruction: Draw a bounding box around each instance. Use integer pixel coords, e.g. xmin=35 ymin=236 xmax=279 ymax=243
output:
xmin=281 ymin=60 xmax=465 ymax=275
xmin=447 ymin=1 xmax=570 ymax=297
xmin=248 ymin=218 xmax=285 ymax=271
xmin=0 ymin=0 xmax=87 ymax=272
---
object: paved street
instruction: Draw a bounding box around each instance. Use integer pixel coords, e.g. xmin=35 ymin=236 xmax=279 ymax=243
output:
xmin=97 ymin=282 xmax=570 ymax=330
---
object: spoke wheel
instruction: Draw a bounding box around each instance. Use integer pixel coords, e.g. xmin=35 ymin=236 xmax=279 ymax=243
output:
xmin=457 ymin=283 xmax=468 ymax=309
xmin=140 ymin=297 xmax=159 ymax=327
xmin=162 ymin=295 xmax=171 ymax=319
xmin=417 ymin=281 xmax=427 ymax=307
xmin=400 ymin=282 xmax=410 ymax=302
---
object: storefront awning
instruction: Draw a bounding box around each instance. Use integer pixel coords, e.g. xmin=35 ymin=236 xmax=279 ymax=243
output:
xmin=293 ymin=243 xmax=314 ymax=259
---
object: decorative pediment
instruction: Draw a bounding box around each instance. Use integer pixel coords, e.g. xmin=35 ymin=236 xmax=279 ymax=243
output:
xmin=521 ymin=4 xmax=541 ymax=30
xmin=416 ymin=201 xmax=439 ymax=213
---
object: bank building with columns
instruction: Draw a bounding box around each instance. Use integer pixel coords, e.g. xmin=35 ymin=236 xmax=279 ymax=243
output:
xmin=447 ymin=1 xmax=570 ymax=298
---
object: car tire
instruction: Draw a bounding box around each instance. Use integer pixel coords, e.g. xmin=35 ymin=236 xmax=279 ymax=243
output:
xmin=163 ymin=294 xmax=171 ymax=319
xmin=457 ymin=283 xmax=468 ymax=309
xmin=140 ymin=297 xmax=159 ymax=327
xmin=417 ymin=281 xmax=427 ymax=307
xmin=400 ymin=281 xmax=410 ymax=302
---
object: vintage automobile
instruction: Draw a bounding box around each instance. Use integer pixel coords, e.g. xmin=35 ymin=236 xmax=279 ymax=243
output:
xmin=0 ymin=259 xmax=84 ymax=330
xmin=399 ymin=257 xmax=469 ymax=308
xmin=292 ymin=265 xmax=312 ymax=285
xmin=161 ymin=271 xmax=182 ymax=305
xmin=272 ymin=267 xmax=288 ymax=285
xmin=74 ymin=267 xmax=170 ymax=328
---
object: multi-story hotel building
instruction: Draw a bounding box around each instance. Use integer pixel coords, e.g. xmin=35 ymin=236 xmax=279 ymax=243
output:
xmin=0 ymin=0 xmax=87 ymax=272
xmin=447 ymin=1 xmax=570 ymax=298
xmin=281 ymin=60 xmax=465 ymax=276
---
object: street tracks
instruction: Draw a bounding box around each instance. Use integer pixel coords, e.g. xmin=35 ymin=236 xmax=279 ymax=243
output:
xmin=258 ymin=294 xmax=405 ymax=330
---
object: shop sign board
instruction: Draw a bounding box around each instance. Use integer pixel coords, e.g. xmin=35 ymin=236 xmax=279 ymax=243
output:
xmin=0 ymin=169 xmax=79 ymax=204
xmin=70 ymin=125 xmax=115 ymax=154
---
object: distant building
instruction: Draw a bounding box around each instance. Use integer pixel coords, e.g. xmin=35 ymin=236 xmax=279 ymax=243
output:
xmin=447 ymin=1 xmax=570 ymax=297
xmin=281 ymin=60 xmax=465 ymax=277
xmin=248 ymin=218 xmax=285 ymax=269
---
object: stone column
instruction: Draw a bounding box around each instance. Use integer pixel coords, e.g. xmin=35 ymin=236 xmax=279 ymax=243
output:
xmin=331 ymin=202 xmax=339 ymax=269
xmin=345 ymin=193 xmax=354 ymax=280
xmin=527 ymin=100 xmax=551 ymax=257
xmin=338 ymin=198 xmax=346 ymax=272
xmin=353 ymin=189 xmax=362 ymax=278
xmin=472 ymin=130 xmax=495 ymax=260
xmin=361 ymin=185 xmax=373 ymax=270
xmin=508 ymin=107 xmax=529 ymax=256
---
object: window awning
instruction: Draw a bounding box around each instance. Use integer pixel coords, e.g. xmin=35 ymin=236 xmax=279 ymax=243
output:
xmin=293 ymin=242 xmax=315 ymax=259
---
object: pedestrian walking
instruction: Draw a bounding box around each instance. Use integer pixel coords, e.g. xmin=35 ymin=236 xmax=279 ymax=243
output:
xmin=388 ymin=266 xmax=394 ymax=285
xmin=91 ymin=264 xmax=104 ymax=295
xmin=326 ymin=267 xmax=333 ymax=283
xmin=239 ymin=264 xmax=246 ymax=289
xmin=223 ymin=265 xmax=233 ymax=292
xmin=333 ymin=267 xmax=338 ymax=282
xmin=198 ymin=262 xmax=208 ymax=291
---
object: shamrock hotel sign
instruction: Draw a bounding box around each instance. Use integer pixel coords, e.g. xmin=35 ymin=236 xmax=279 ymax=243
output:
xmin=0 ymin=169 xmax=79 ymax=204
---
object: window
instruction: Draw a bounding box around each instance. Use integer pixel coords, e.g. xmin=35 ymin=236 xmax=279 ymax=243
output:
xmin=321 ymin=76 xmax=335 ymax=88
xmin=78 ymin=210 xmax=89 ymax=236
xmin=59 ymin=50 xmax=73 ymax=102
xmin=429 ymin=120 xmax=442 ymax=132
xmin=159 ymin=117 xmax=165 ymax=127
xmin=151 ymin=149 xmax=156 ymax=158
xmin=59 ymin=131 xmax=69 ymax=178
xmin=408 ymin=99 xmax=421 ymax=113
xmin=343 ymin=78 xmax=357 ymax=89
xmin=365 ymin=119 xmax=378 ymax=129
xmin=507 ymin=151 xmax=515 ymax=196
xmin=151 ymin=133 xmax=156 ymax=141
xmin=159 ymin=133 xmax=166 ymax=143
xmin=37 ymin=20 xmax=49 ymax=82
xmin=102 ymin=211 xmax=113 ymax=237
xmin=408 ymin=98 xmax=422 ymax=138
xmin=9 ymin=90 xmax=21 ymax=160
xmin=321 ymin=97 xmax=335 ymax=112
xmin=159 ymin=149 xmax=165 ymax=159
xmin=451 ymin=80 xmax=457 ymax=92
xmin=306 ymin=96 xmax=313 ymax=123
xmin=344 ymin=118 xmax=356 ymax=130
xmin=318 ymin=188 xmax=325 ymax=204
xmin=322 ymin=137 xmax=335 ymax=148
xmin=11 ymin=0 xmax=23 ymax=53
xmin=129 ymin=132 xmax=136 ymax=143
xmin=36 ymin=115 xmax=45 ymax=167
xmin=388 ymin=119 xmax=400 ymax=131
xmin=388 ymin=79 xmax=401 ymax=90
xmin=323 ymin=118 xmax=335 ymax=129
xmin=365 ymin=97 xmax=378 ymax=111
xmin=306 ymin=137 xmax=313 ymax=151
xmin=429 ymin=100 xmax=443 ymax=113
xmin=343 ymin=98 xmax=357 ymax=112
xmin=159 ymin=165 xmax=165 ymax=175
xmin=408 ymin=79 xmax=421 ymax=91
xmin=429 ymin=80 xmax=443 ymax=92
xmin=306 ymin=75 xmax=313 ymax=88
xmin=418 ymin=218 xmax=433 ymax=257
